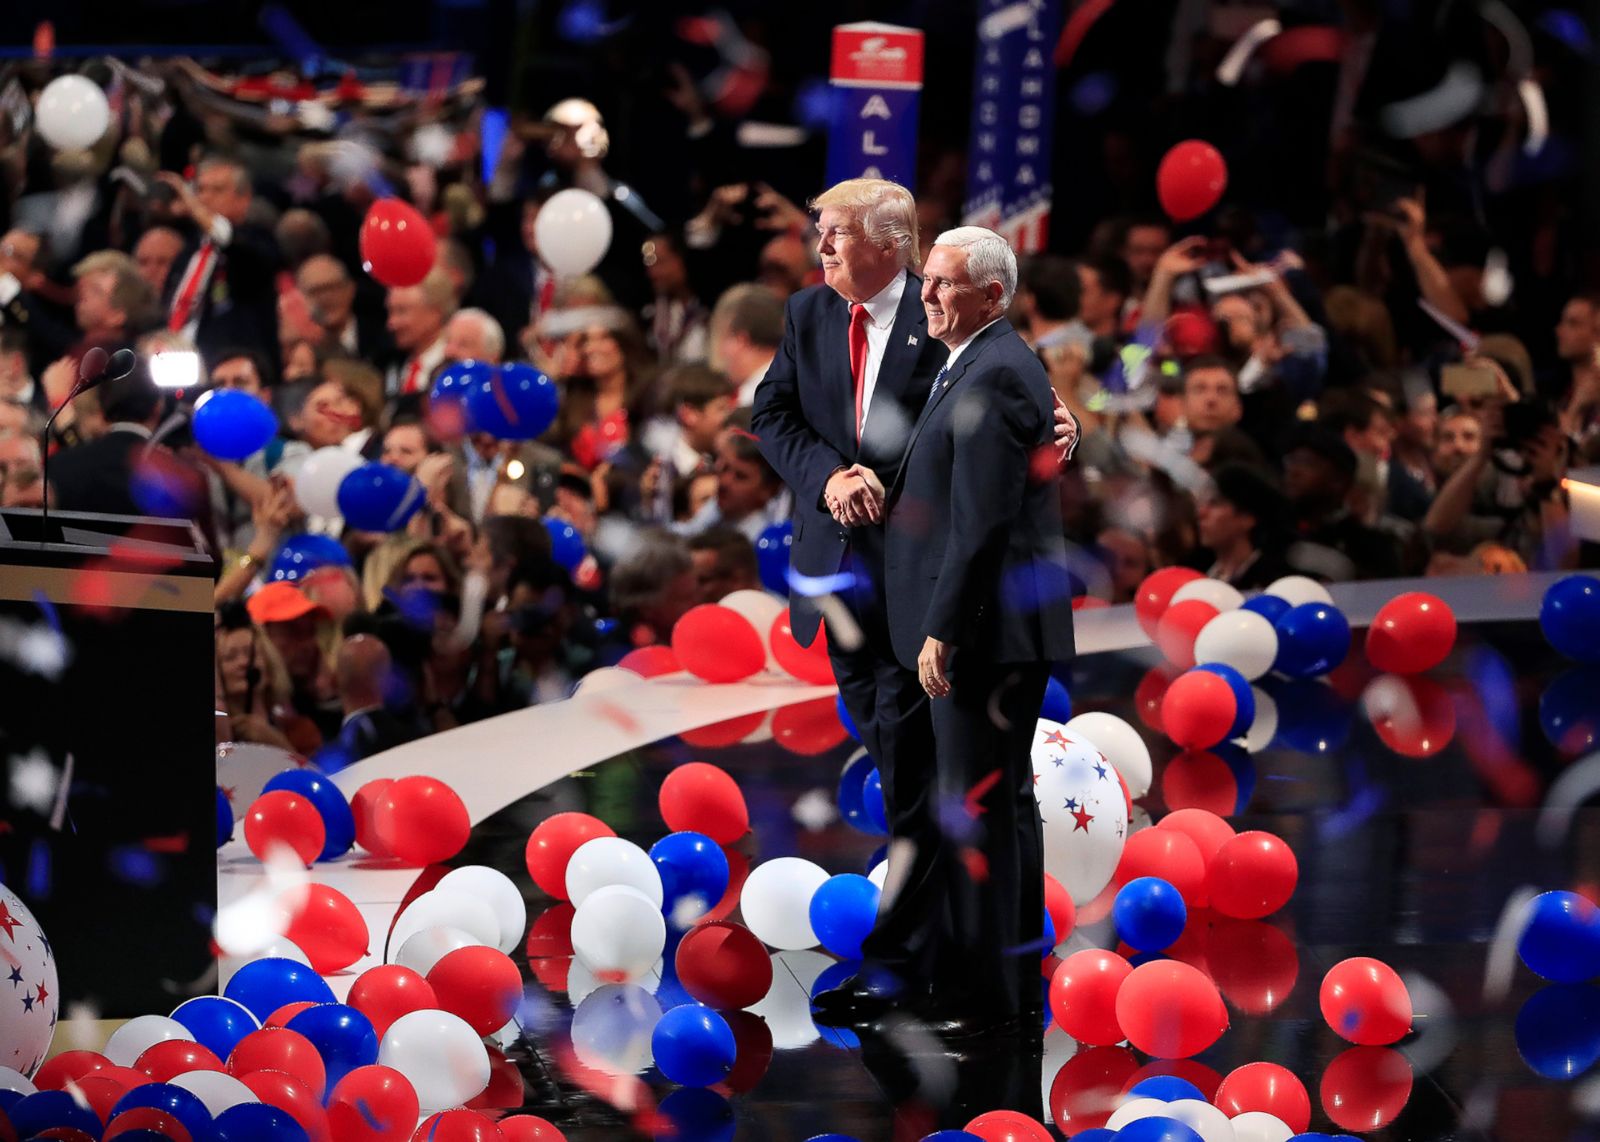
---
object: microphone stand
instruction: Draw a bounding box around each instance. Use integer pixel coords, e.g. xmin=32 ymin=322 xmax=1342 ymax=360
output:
xmin=37 ymin=378 xmax=91 ymax=549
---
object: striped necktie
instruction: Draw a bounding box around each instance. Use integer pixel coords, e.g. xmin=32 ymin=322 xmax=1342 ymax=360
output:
xmin=926 ymin=363 xmax=950 ymax=405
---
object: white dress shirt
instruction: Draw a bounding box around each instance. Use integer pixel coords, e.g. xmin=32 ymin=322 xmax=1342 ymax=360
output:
xmin=938 ymin=315 xmax=1003 ymax=376
xmin=854 ymin=271 xmax=907 ymax=435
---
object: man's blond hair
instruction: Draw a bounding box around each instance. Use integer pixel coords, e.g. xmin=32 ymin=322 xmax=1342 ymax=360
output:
xmin=72 ymin=250 xmax=157 ymax=329
xmin=809 ymin=178 xmax=919 ymax=268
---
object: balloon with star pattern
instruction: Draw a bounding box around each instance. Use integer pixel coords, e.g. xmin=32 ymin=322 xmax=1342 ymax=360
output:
xmin=0 ymin=884 xmax=58 ymax=1077
xmin=1032 ymin=720 xmax=1130 ymax=905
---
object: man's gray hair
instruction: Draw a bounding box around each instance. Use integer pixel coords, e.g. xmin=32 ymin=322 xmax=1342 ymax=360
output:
xmin=452 ymin=307 xmax=506 ymax=360
xmin=811 ymin=179 xmax=920 ymax=268
xmin=933 ymin=226 xmax=1018 ymax=309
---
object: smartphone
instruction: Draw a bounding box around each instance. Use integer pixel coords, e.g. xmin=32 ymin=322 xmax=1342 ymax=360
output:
xmin=1441 ymin=363 xmax=1500 ymax=402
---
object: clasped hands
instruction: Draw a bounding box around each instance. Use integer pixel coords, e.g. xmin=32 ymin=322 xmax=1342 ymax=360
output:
xmin=825 ymin=464 xmax=885 ymax=526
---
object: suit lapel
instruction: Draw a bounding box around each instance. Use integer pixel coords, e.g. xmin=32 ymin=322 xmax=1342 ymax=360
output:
xmin=889 ymin=319 xmax=1012 ymax=499
xmin=821 ymin=291 xmax=855 ymax=447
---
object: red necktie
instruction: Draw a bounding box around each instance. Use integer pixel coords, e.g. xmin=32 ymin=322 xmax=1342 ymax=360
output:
xmin=849 ymin=303 xmax=869 ymax=443
xmin=167 ymin=241 xmax=215 ymax=333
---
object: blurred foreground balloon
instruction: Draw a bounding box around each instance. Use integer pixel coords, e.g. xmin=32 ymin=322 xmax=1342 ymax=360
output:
xmin=468 ymin=363 xmax=560 ymax=440
xmin=337 ymin=462 xmax=425 ymax=532
xmin=361 ymin=198 xmax=437 ymax=288
xmin=1156 ymin=140 xmax=1228 ymax=221
xmin=194 ymin=389 xmax=278 ymax=461
xmin=0 ymin=886 xmax=57 ymax=1076
xmin=36 ymin=74 xmax=111 ymax=149
xmin=534 ymin=188 xmax=614 ymax=276
xmin=1540 ymin=574 xmax=1600 ymax=663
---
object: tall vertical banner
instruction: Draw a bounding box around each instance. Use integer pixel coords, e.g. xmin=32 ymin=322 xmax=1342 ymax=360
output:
xmin=962 ymin=0 xmax=1063 ymax=252
xmin=826 ymin=23 xmax=924 ymax=189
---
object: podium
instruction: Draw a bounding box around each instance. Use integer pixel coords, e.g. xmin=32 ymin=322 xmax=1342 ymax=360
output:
xmin=0 ymin=509 xmax=217 ymax=1018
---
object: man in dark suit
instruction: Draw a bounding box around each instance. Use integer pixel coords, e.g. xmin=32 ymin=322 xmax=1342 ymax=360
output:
xmin=864 ymin=227 xmax=1075 ymax=1037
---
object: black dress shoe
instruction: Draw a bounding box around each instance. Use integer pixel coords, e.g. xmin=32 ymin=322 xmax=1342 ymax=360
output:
xmin=811 ymin=981 xmax=897 ymax=1025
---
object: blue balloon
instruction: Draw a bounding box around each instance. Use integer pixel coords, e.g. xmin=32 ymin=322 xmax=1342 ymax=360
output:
xmin=287 ymin=1002 xmax=379 ymax=1091
xmin=545 ymin=518 xmax=587 ymax=571
xmin=0 ymin=1087 xmax=22 ymax=1114
xmin=863 ymin=767 xmax=888 ymax=834
xmin=217 ymin=786 xmax=234 ymax=848
xmin=1071 ymin=1132 xmax=1116 ymax=1142
xmin=1264 ymin=678 xmax=1351 ymax=755
xmin=432 ymin=358 xmax=494 ymax=410
xmin=171 ymin=994 xmax=260 ymax=1059
xmin=1515 ymin=983 xmax=1600 ymax=1079
xmin=650 ymin=832 xmax=731 ymax=923
xmin=269 ymin=533 xmax=352 ymax=583
xmin=1113 ymin=876 xmax=1188 ymax=952
xmin=1518 ymin=890 xmax=1600 ymax=983
xmin=755 ymin=522 xmax=793 ymax=595
xmin=111 ymin=1082 xmax=215 ymax=1139
xmin=1541 ymin=574 xmax=1600 ymax=663
xmin=1540 ymin=666 xmax=1600 ymax=753
xmin=9 ymin=1089 xmax=104 ymax=1137
xmin=1196 ymin=661 xmax=1255 ymax=739
xmin=194 ymin=387 xmax=278 ymax=461
xmin=919 ymin=1133 xmax=982 ymax=1141
xmin=467 ymin=362 xmax=560 ymax=440
xmin=263 ymin=767 xmax=356 ymax=861
xmin=215 ymin=1101 xmax=311 ymax=1141
xmin=1273 ymin=603 xmax=1350 ymax=678
xmin=1241 ymin=593 xmax=1291 ymax=625
xmin=1114 ymin=1118 xmax=1206 ymax=1142
xmin=336 ymin=462 xmax=424 ymax=532
xmin=809 ymin=873 xmax=881 ymax=960
xmin=1041 ymin=675 xmax=1073 ymax=722
xmin=656 ymin=1086 xmax=735 ymax=1142
xmin=222 ymin=956 xmax=335 ymax=1022
xmin=836 ymin=693 xmax=860 ymax=741
xmin=651 ymin=1002 xmax=737 ymax=1087
xmin=1128 ymin=1075 xmax=1207 ymax=1102
xmin=805 ymin=1136 xmax=863 ymax=1142
xmin=838 ymin=753 xmax=884 ymax=836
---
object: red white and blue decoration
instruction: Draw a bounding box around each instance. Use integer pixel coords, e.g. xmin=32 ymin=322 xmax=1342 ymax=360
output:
xmin=0 ymin=884 xmax=58 ymax=1078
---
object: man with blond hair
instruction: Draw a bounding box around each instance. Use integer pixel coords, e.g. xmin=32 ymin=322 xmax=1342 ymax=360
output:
xmin=388 ymin=269 xmax=457 ymax=397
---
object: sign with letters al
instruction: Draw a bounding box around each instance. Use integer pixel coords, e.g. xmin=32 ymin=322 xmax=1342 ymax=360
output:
xmin=826 ymin=23 xmax=924 ymax=189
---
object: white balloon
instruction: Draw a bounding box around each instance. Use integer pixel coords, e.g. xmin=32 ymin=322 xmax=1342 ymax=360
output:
xmin=172 ymin=1069 xmax=260 ymax=1114
xmin=570 ymin=984 xmax=661 ymax=1075
xmin=1065 ymin=711 xmax=1153 ymax=798
xmin=748 ymin=949 xmax=830 ymax=1049
xmin=867 ymin=860 xmax=888 ymax=891
xmin=1263 ymin=575 xmax=1333 ymax=607
xmin=534 ymin=188 xmax=614 ymax=277
xmin=1167 ymin=1098 xmax=1238 ymax=1142
xmin=718 ymin=588 xmax=786 ymax=671
xmin=105 ymin=1014 xmax=196 ymax=1066
xmin=292 ymin=445 xmax=364 ymax=519
xmin=1242 ymin=685 xmax=1278 ymax=752
xmin=1171 ymin=578 xmax=1245 ymax=612
xmin=566 ymin=836 xmax=663 ymax=909
xmin=0 ymin=885 xmax=57 ymax=1076
xmin=574 ymin=666 xmax=636 ymax=695
xmin=1194 ymin=609 xmax=1279 ymax=681
xmin=390 ymin=891 xmax=501 ymax=957
xmin=570 ymin=885 xmax=665 ymax=984
xmin=741 ymin=857 xmax=830 ymax=950
xmin=1032 ymin=721 xmax=1129 ymax=904
xmin=436 ymin=866 xmax=528 ymax=954
xmin=378 ymin=1009 xmax=490 ymax=1111
xmin=1106 ymin=1096 xmax=1170 ymax=1131
xmin=1230 ymin=1111 xmax=1294 ymax=1142
xmin=36 ymin=75 xmax=111 ymax=150
xmin=395 ymin=925 xmax=483 ymax=975
xmin=0 ymin=1067 xmax=35 ymax=1095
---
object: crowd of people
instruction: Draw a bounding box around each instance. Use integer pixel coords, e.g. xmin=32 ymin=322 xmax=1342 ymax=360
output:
xmin=0 ymin=39 xmax=1594 ymax=762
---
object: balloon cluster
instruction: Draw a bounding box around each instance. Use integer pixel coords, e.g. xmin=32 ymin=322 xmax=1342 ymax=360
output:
xmin=289 ymin=446 xmax=425 ymax=532
xmin=670 ymin=597 xmax=834 ymax=685
xmin=430 ymin=360 xmax=561 ymax=443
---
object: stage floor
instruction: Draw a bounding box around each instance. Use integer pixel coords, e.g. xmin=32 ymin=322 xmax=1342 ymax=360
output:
xmin=370 ymin=614 xmax=1596 ymax=1142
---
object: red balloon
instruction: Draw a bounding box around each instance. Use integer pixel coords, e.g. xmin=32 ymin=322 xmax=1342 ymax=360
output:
xmin=1048 ymin=949 xmax=1132 ymax=1046
xmin=244 ymin=790 xmax=326 ymax=867
xmin=348 ymin=964 xmax=440 ymax=1040
xmin=1215 ymin=1061 xmax=1311 ymax=1133
xmin=659 ymin=762 xmax=749 ymax=843
xmin=964 ymin=1109 xmax=1052 ymax=1142
xmin=1135 ymin=567 xmax=1204 ymax=640
xmin=679 ymin=712 xmax=767 ymax=749
xmin=1320 ymin=957 xmax=1412 ymax=1045
xmin=770 ymin=696 xmax=848 ymax=756
xmin=351 ymin=779 xmax=395 ymax=858
xmin=1043 ymin=873 xmax=1077 ymax=943
xmin=1156 ymin=808 xmax=1235 ymax=870
xmin=1208 ymin=918 xmax=1299 ymax=1016
xmin=1366 ymin=675 xmax=1456 ymax=759
xmin=675 ymin=921 xmax=773 ymax=1010
xmin=240 ymin=1068 xmax=330 ymax=1142
xmin=524 ymin=903 xmax=575 ymax=959
xmin=134 ymin=1038 xmax=224 ymax=1082
xmin=427 ymin=945 xmax=524 ymax=1037
xmin=360 ymin=199 xmax=437 ymax=289
xmin=1156 ymin=600 xmax=1221 ymax=671
xmin=373 ymin=776 xmax=470 ymax=867
xmin=329 ymin=1065 xmax=420 ymax=1142
xmin=95 ymin=1066 xmax=154 ymax=1092
xmin=266 ymin=1001 xmax=319 ymax=1028
xmin=1156 ymin=140 xmax=1228 ymax=222
xmin=34 ymin=1051 xmax=110 ymax=1091
xmin=1161 ymin=669 xmax=1236 ymax=750
xmin=525 ymin=813 xmax=616 ymax=899
xmin=1048 ymin=1045 xmax=1140 ymax=1134
xmin=671 ymin=604 xmax=765 ymax=683
xmin=70 ymin=1075 xmax=132 ymax=1124
xmin=228 ymin=1027 xmax=328 ymax=1101
xmin=768 ymin=610 xmax=834 ymax=684
xmin=411 ymin=1110 xmax=504 ymax=1141
xmin=1115 ymin=827 xmax=1207 ymax=908
xmin=700 ymin=847 xmax=750 ymax=924
xmin=1115 ymin=959 xmax=1228 ymax=1058
xmin=1208 ymin=830 xmax=1297 ymax=919
xmin=467 ymin=1045 xmax=526 ymax=1110
xmin=1366 ymin=591 xmax=1456 ymax=675
xmin=617 ymin=645 xmax=680 ymax=677
xmin=104 ymin=1109 xmax=194 ymax=1141
xmin=722 ymin=1008 xmax=774 ymax=1093
xmin=497 ymin=1116 xmax=568 ymax=1141
xmin=286 ymin=883 xmax=370 ymax=974
xmin=1134 ymin=665 xmax=1178 ymax=733
xmin=1160 ymin=749 xmax=1239 ymax=817
xmin=1321 ymin=1046 xmax=1413 ymax=1132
